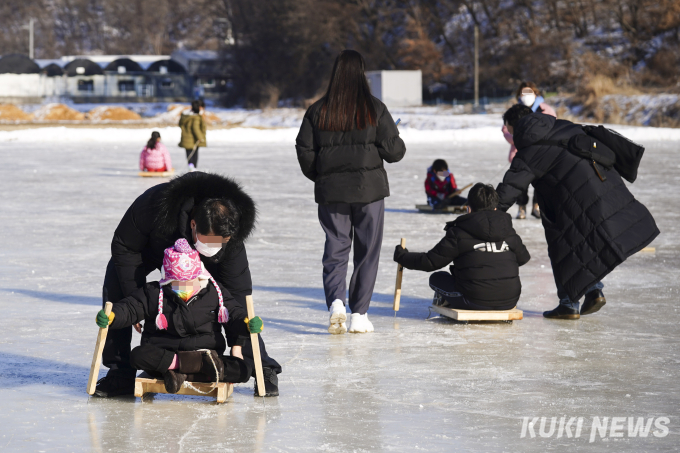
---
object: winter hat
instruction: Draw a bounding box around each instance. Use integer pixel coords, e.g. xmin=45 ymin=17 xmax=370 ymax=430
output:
xmin=159 ymin=238 xmax=202 ymax=286
xmin=155 ymin=238 xmax=228 ymax=330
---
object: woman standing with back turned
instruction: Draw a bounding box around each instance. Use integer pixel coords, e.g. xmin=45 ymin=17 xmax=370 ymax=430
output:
xmin=295 ymin=50 xmax=406 ymax=334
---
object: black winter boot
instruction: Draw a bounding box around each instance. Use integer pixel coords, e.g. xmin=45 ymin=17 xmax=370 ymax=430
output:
xmin=93 ymin=371 xmax=136 ymax=398
xmin=177 ymin=351 xmax=224 ymax=381
xmin=581 ymin=289 xmax=606 ymax=315
xmin=543 ymin=304 xmax=580 ymax=319
xmin=163 ymin=370 xmax=187 ymax=393
xmin=254 ymin=367 xmax=279 ymax=397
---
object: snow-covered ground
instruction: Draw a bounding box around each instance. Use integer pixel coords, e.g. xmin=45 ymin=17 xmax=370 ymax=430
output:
xmin=0 ymin=121 xmax=678 ymax=452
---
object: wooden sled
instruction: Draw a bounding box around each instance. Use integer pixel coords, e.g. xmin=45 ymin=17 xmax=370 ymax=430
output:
xmin=416 ymin=204 xmax=467 ymax=214
xmin=431 ymin=305 xmax=523 ymax=322
xmin=139 ymin=170 xmax=175 ymax=177
xmin=134 ymin=372 xmax=233 ymax=403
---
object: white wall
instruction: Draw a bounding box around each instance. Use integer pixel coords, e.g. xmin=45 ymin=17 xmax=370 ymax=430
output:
xmin=366 ymin=70 xmax=422 ymax=107
xmin=0 ymin=74 xmax=44 ymax=97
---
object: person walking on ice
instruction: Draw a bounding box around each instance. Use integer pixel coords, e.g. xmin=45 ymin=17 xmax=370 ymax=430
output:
xmin=179 ymin=100 xmax=206 ymax=172
xmin=394 ymin=183 xmax=530 ymax=310
xmin=496 ymin=104 xmax=659 ymax=319
xmin=295 ymin=49 xmax=406 ymax=334
xmin=95 ymin=238 xmax=262 ymax=393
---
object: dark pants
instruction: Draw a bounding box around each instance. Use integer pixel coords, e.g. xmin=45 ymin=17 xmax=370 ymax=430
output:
xmin=185 ymin=147 xmax=199 ymax=166
xmin=429 ymin=196 xmax=467 ymax=209
xmin=102 ymin=259 xmax=281 ymax=379
xmin=556 ymin=281 xmax=604 ymax=310
xmin=129 ymin=344 xmax=253 ymax=383
xmin=429 ymin=271 xmax=516 ymax=310
xmin=318 ymin=199 xmax=384 ymax=315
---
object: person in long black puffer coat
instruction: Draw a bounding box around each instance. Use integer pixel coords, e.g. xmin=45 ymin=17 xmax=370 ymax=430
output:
xmin=496 ymin=105 xmax=660 ymax=319
xmin=96 ymin=171 xmax=281 ymax=398
xmin=393 ymin=183 xmax=530 ymax=310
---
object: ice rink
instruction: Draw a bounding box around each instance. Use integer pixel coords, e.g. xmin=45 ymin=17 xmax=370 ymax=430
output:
xmin=0 ymin=122 xmax=678 ymax=452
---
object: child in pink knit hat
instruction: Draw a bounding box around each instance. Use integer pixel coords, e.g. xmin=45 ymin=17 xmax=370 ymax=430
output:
xmin=95 ymin=238 xmax=264 ymax=393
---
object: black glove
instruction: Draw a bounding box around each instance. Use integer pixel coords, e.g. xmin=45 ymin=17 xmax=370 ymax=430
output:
xmin=394 ymin=244 xmax=409 ymax=263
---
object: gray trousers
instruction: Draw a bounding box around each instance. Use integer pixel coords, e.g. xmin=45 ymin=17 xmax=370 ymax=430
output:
xmin=318 ymin=199 xmax=384 ymax=315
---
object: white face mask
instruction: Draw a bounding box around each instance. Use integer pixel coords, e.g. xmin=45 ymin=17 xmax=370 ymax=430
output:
xmin=436 ymin=170 xmax=449 ymax=182
xmin=520 ymin=93 xmax=536 ymax=107
xmin=194 ymin=238 xmax=222 ymax=257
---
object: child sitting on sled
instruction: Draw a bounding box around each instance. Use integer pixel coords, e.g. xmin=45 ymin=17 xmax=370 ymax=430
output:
xmin=139 ymin=131 xmax=172 ymax=172
xmin=95 ymin=238 xmax=263 ymax=393
xmin=425 ymin=159 xmax=467 ymax=209
xmin=395 ymin=183 xmax=530 ymax=310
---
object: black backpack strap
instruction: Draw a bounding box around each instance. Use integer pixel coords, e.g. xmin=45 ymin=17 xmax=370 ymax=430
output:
xmin=532 ymin=139 xmax=569 ymax=148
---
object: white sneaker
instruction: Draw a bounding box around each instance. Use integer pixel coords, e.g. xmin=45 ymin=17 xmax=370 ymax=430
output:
xmin=348 ymin=313 xmax=374 ymax=333
xmin=328 ymin=299 xmax=347 ymax=335
xmin=188 ymin=163 xmax=195 ymax=172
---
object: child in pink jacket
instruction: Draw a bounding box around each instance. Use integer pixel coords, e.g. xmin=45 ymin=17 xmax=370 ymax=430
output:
xmin=139 ymin=131 xmax=172 ymax=172
xmin=501 ymin=82 xmax=556 ymax=219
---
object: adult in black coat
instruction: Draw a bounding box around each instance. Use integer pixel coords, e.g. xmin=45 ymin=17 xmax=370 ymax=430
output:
xmin=295 ymin=50 xmax=406 ymax=334
xmin=394 ymin=183 xmax=530 ymax=309
xmin=97 ymin=171 xmax=281 ymax=397
xmin=496 ymin=106 xmax=659 ymax=319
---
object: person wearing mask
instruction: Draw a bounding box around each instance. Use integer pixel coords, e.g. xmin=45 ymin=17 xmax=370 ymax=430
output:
xmin=295 ymin=50 xmax=406 ymax=334
xmin=94 ymin=172 xmax=282 ymax=398
xmin=501 ymin=82 xmax=556 ymax=219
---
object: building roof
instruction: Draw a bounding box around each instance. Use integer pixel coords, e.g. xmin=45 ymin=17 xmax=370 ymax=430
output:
xmin=146 ymin=59 xmax=187 ymax=74
xmin=0 ymin=54 xmax=41 ymax=74
xmin=41 ymin=63 xmax=64 ymax=76
xmin=63 ymin=59 xmax=105 ymax=76
xmin=104 ymin=58 xmax=144 ymax=73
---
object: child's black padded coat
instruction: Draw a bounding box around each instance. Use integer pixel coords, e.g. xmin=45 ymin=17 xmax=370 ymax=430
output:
xmin=295 ymin=96 xmax=406 ymax=204
xmin=397 ymin=210 xmax=530 ymax=308
xmin=110 ymin=281 xmax=250 ymax=353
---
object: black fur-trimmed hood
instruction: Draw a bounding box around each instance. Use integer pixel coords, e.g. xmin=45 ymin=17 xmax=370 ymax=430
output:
xmin=154 ymin=172 xmax=257 ymax=245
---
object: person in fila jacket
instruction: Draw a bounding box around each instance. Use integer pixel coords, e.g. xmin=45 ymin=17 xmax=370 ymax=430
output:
xmin=394 ymin=183 xmax=530 ymax=310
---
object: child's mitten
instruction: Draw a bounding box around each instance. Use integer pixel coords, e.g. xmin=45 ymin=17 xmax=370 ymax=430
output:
xmin=95 ymin=310 xmax=115 ymax=328
xmin=244 ymin=316 xmax=264 ymax=333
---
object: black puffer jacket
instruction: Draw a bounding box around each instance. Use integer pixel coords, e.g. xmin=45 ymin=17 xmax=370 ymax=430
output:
xmin=110 ymin=281 xmax=250 ymax=351
xmin=396 ymin=210 xmax=530 ymax=307
xmin=496 ymin=113 xmax=659 ymax=301
xmin=295 ymin=96 xmax=406 ymax=204
xmin=110 ymin=172 xmax=256 ymax=304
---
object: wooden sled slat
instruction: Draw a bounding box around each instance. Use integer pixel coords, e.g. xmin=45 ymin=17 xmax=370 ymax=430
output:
xmin=139 ymin=170 xmax=175 ymax=177
xmin=415 ymin=204 xmax=467 ymax=214
xmin=431 ymin=305 xmax=523 ymax=321
xmin=134 ymin=372 xmax=233 ymax=403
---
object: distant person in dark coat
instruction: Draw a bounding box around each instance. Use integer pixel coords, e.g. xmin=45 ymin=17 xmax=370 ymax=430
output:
xmin=497 ymin=105 xmax=659 ymax=319
xmin=394 ymin=183 xmax=530 ymax=309
xmin=295 ymin=49 xmax=406 ymax=334
xmin=95 ymin=172 xmax=281 ymax=398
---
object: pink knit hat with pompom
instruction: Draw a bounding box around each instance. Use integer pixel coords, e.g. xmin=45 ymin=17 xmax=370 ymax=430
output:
xmin=155 ymin=238 xmax=228 ymax=330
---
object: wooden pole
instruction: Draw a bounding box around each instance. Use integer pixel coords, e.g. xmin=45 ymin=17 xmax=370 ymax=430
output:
xmin=246 ymin=295 xmax=266 ymax=397
xmin=87 ymin=302 xmax=113 ymax=395
xmin=474 ymin=25 xmax=479 ymax=108
xmin=447 ymin=182 xmax=473 ymax=199
xmin=393 ymin=238 xmax=406 ymax=315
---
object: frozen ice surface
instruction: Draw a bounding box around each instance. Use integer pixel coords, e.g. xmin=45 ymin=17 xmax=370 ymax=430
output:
xmin=0 ymin=125 xmax=678 ymax=452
